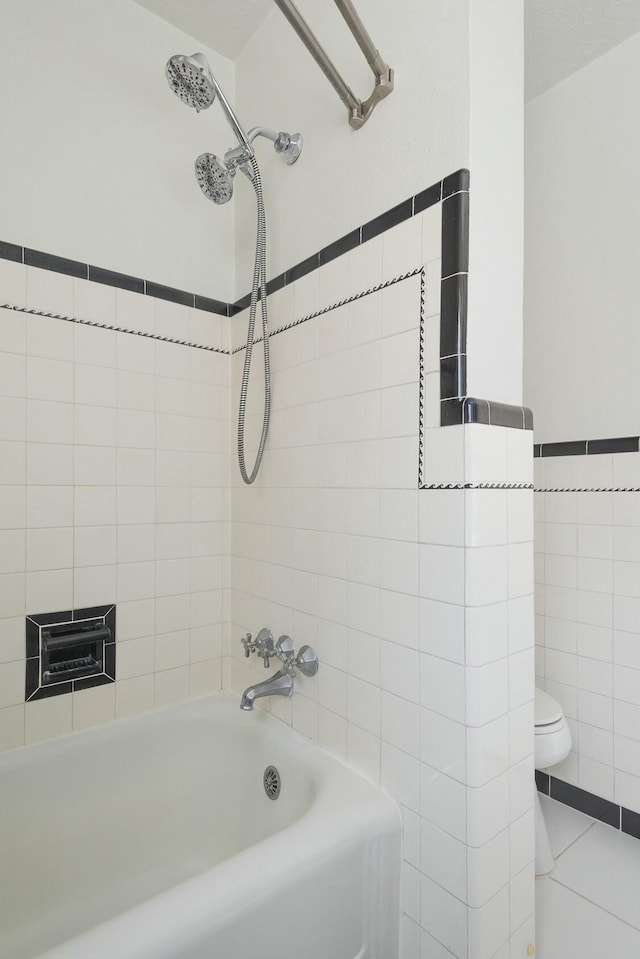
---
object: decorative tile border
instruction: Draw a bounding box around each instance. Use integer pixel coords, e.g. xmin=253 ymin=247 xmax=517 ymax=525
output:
xmin=230 ymin=268 xmax=423 ymax=354
xmin=536 ymin=773 xmax=640 ymax=841
xmin=1 ymin=169 xmax=535 ymax=440
xmin=535 ymin=486 xmax=640 ymax=493
xmin=0 ymin=303 xmax=230 ymax=356
xmin=534 ymin=436 xmax=640 ymax=457
xmin=421 ymin=482 xmax=534 ymax=490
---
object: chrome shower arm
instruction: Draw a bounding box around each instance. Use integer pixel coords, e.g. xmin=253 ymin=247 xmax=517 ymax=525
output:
xmin=247 ymin=127 xmax=279 ymax=144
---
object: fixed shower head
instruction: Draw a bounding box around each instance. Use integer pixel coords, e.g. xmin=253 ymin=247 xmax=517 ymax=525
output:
xmin=166 ymin=53 xmax=215 ymax=112
xmin=195 ymin=153 xmax=234 ymax=204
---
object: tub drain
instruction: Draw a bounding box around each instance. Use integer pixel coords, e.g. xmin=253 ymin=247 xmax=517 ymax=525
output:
xmin=263 ymin=765 xmax=281 ymax=800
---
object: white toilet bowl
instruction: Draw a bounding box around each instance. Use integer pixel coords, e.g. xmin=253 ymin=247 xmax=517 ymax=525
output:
xmin=534 ymin=687 xmax=571 ymax=875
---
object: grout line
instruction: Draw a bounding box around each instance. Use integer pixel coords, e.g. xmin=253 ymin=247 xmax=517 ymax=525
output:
xmin=547 ymin=874 xmax=640 ymax=936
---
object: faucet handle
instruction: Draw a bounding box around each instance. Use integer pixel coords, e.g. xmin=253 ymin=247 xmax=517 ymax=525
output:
xmin=255 ymin=627 xmax=275 ymax=668
xmin=296 ymin=644 xmax=319 ymax=677
xmin=275 ymin=635 xmax=297 ymax=674
xmin=241 ymin=633 xmax=253 ymax=657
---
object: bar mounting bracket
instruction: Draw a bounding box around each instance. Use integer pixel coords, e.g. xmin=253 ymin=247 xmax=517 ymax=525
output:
xmin=274 ymin=0 xmax=394 ymax=130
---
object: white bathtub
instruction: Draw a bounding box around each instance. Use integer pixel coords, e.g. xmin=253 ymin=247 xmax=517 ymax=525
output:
xmin=0 ymin=693 xmax=400 ymax=959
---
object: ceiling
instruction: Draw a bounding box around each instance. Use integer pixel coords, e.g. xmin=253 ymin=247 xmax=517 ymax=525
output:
xmin=132 ymin=0 xmax=272 ymax=60
xmin=134 ymin=0 xmax=640 ymax=98
xmin=525 ymin=0 xmax=640 ymax=99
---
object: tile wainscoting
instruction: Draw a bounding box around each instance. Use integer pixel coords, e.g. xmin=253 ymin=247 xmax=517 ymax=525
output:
xmin=535 ymin=440 xmax=640 ymax=827
xmin=0 ymin=169 xmax=535 ymax=959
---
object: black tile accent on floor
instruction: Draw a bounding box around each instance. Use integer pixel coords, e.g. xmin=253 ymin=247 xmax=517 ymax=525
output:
xmin=622 ymin=807 xmax=640 ymax=840
xmin=535 ymin=770 xmax=550 ymax=794
xmin=362 ymin=198 xmax=413 ymax=242
xmin=442 ymin=169 xmax=470 ymax=198
xmin=88 ymin=264 xmax=144 ymax=295
xmin=441 ymin=190 xmax=469 ymax=278
xmin=550 ymin=777 xmax=620 ymax=828
xmin=145 ymin=280 xmax=194 ymax=308
xmin=440 ymin=273 xmax=467 ymax=358
xmin=541 ymin=440 xmax=588 ymax=457
xmin=0 ymin=240 xmax=22 ymax=262
xmin=25 ymin=248 xmax=87 ymax=279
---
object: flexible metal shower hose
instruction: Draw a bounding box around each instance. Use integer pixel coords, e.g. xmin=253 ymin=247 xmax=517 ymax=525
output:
xmin=237 ymin=155 xmax=270 ymax=485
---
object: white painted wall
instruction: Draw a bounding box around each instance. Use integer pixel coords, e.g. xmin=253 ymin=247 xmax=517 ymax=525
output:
xmin=234 ymin=0 xmax=525 ymax=407
xmin=524 ymin=32 xmax=640 ymax=442
xmin=233 ymin=0 xmax=470 ymax=296
xmin=0 ymin=0 xmax=235 ymax=300
xmin=467 ymin=0 xmax=524 ymax=406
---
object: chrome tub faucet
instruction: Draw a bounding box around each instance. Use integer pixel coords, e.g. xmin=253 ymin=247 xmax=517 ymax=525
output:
xmin=239 ymin=629 xmax=318 ymax=711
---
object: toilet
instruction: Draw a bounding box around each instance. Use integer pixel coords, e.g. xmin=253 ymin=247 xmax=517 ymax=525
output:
xmin=534 ymin=686 xmax=572 ymax=875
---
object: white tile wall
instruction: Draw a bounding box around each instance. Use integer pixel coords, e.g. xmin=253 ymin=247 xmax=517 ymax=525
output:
xmin=227 ymin=204 xmax=535 ymax=959
xmin=535 ymin=450 xmax=640 ymax=811
xmin=0 ymin=265 xmax=228 ymax=745
xmin=0 ymin=197 xmax=535 ymax=959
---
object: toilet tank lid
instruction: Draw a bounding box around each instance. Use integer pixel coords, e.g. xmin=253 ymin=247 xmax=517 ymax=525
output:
xmin=535 ymin=688 xmax=564 ymax=726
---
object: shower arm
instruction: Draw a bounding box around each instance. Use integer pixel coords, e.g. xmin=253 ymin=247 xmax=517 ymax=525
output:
xmin=273 ymin=0 xmax=394 ymax=130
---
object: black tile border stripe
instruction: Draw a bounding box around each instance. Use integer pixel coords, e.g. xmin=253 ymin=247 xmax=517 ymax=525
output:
xmin=536 ymin=774 xmax=635 ymax=834
xmin=0 ymin=171 xmax=449 ymax=320
xmin=534 ymin=436 xmax=640 ymax=458
xmin=436 ymin=397 xmax=534 ymax=430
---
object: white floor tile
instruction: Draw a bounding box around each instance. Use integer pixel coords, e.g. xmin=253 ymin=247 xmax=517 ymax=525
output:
xmin=551 ymin=821 xmax=640 ymax=932
xmin=540 ymin=794 xmax=595 ymax=857
xmin=536 ymin=877 xmax=640 ymax=959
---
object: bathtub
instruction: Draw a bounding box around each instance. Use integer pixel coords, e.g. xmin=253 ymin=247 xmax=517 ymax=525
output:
xmin=0 ymin=693 xmax=400 ymax=959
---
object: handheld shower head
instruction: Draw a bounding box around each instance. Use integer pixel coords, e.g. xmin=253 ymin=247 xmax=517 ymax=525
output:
xmin=195 ymin=153 xmax=234 ymax=204
xmin=166 ymin=53 xmax=215 ymax=112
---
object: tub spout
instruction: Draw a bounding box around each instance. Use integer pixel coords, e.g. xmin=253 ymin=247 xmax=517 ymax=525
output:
xmin=240 ymin=668 xmax=294 ymax=711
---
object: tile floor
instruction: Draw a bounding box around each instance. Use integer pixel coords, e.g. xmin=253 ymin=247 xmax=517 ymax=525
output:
xmin=536 ymin=794 xmax=640 ymax=958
